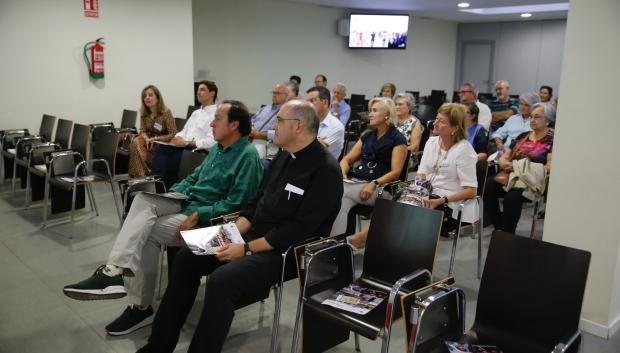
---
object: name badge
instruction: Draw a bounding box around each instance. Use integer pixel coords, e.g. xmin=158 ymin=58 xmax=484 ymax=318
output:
xmin=153 ymin=122 xmax=163 ymax=131
xmin=285 ymin=183 xmax=304 ymax=200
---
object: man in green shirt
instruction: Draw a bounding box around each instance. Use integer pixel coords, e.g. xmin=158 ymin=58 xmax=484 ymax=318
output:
xmin=62 ymin=100 xmax=263 ymax=337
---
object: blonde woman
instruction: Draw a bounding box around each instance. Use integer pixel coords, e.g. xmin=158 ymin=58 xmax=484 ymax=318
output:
xmin=348 ymin=103 xmax=478 ymax=247
xmin=330 ymin=97 xmax=407 ymax=236
xmin=129 ymin=85 xmax=177 ymax=177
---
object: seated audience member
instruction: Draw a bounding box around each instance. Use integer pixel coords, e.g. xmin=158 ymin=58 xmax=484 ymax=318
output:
xmin=394 ymin=92 xmax=423 ymax=152
xmin=129 ymin=85 xmax=177 ymax=178
xmin=380 ymin=82 xmax=396 ymax=99
xmin=330 ymin=97 xmax=407 ymax=236
xmin=151 ymin=80 xmax=218 ymax=188
xmin=63 ymin=101 xmax=264 ymax=336
xmin=489 ymin=80 xmax=520 ymax=129
xmin=286 ymin=80 xmax=300 ymax=101
xmin=289 ymin=74 xmax=301 ymax=85
xmin=539 ymin=85 xmax=553 ymax=103
xmin=491 ymin=92 xmax=540 ymax=152
xmin=330 ymin=83 xmax=352 ymax=126
xmin=136 ymin=100 xmax=343 ymax=353
xmin=458 ymin=82 xmax=492 ymax=131
xmin=461 ymin=101 xmax=488 ymax=160
xmin=348 ymin=103 xmax=478 ymax=247
xmin=249 ymin=83 xmax=289 ymax=158
xmin=314 ymin=74 xmax=327 ymax=87
xmin=306 ymin=86 xmax=345 ymax=159
xmin=484 ymin=103 xmax=555 ymax=234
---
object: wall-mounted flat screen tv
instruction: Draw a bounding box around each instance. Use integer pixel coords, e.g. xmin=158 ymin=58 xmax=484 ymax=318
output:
xmin=348 ymin=14 xmax=409 ymax=49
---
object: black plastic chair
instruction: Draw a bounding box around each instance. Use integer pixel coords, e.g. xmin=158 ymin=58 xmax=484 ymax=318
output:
xmin=1 ymin=129 xmax=30 ymax=183
xmin=70 ymin=123 xmax=90 ymax=159
xmin=12 ymin=136 xmax=45 ymax=192
xmin=39 ymin=114 xmax=57 ymax=142
xmin=174 ymin=117 xmax=187 ymax=132
xmin=120 ymin=109 xmax=138 ymax=129
xmin=54 ymin=118 xmax=74 ymax=149
xmin=291 ymin=198 xmax=444 ymax=353
xmin=415 ymin=231 xmax=591 ymax=353
xmin=175 ymin=149 xmax=207 ymax=183
xmin=24 ymin=142 xmax=61 ymax=207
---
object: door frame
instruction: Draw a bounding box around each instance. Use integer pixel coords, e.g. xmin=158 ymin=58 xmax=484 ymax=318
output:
xmin=458 ymin=40 xmax=496 ymax=93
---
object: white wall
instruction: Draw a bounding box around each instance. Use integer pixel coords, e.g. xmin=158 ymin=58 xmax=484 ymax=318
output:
xmin=456 ymin=20 xmax=566 ymax=95
xmin=192 ymin=0 xmax=458 ymax=112
xmin=0 ymin=0 xmax=194 ymax=134
xmin=543 ymin=0 xmax=620 ymax=339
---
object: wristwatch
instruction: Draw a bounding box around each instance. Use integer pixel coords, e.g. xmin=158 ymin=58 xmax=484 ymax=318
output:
xmin=372 ymin=179 xmax=380 ymax=186
xmin=244 ymin=243 xmax=253 ymax=256
xmin=443 ymin=196 xmax=449 ymax=204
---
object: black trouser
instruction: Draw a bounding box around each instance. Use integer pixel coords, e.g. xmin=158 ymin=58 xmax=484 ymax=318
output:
xmin=143 ymin=247 xmax=282 ymax=353
xmin=483 ymin=174 xmax=525 ymax=234
xmin=150 ymin=144 xmax=184 ymax=189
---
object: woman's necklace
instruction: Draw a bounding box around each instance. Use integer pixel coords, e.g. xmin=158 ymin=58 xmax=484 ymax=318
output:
xmin=432 ymin=138 xmax=452 ymax=177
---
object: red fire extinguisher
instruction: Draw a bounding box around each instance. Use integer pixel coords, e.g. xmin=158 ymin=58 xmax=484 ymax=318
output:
xmin=84 ymin=37 xmax=105 ymax=79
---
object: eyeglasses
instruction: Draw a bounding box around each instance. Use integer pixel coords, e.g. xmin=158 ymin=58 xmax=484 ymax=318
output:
xmin=276 ymin=116 xmax=300 ymax=124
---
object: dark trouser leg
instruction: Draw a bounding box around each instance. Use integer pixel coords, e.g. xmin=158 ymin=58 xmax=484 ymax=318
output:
xmin=187 ymin=251 xmax=282 ymax=353
xmin=146 ymin=248 xmax=222 ymax=353
xmin=501 ymin=189 xmax=525 ymax=234
xmin=483 ymin=176 xmax=505 ymax=230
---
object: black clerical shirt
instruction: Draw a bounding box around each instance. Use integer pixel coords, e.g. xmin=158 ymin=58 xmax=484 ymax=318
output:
xmin=240 ymin=139 xmax=343 ymax=252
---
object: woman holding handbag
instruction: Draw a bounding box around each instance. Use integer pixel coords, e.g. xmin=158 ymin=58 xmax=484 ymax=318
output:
xmin=484 ymin=102 xmax=555 ymax=234
xmin=330 ymin=97 xmax=407 ymax=236
xmin=347 ymin=103 xmax=478 ymax=248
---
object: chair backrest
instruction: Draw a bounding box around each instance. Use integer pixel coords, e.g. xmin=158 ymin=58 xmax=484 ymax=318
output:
xmin=92 ymin=130 xmax=119 ymax=175
xmin=349 ymin=94 xmax=366 ymax=109
xmin=90 ymin=122 xmax=115 ymax=143
xmin=54 ymin=119 xmax=74 ymax=149
xmin=70 ymin=124 xmax=90 ymax=158
xmin=187 ymin=105 xmax=199 ymax=119
xmin=30 ymin=143 xmax=60 ymax=166
xmin=2 ymin=130 xmax=30 ymax=150
xmin=362 ymin=198 xmax=443 ymax=289
xmin=176 ymin=149 xmax=206 ymax=182
xmin=16 ymin=136 xmax=45 ymax=159
xmin=475 ymin=231 xmax=591 ymax=349
xmin=120 ymin=109 xmax=137 ymax=129
xmin=476 ymin=159 xmax=489 ymax=197
xmin=175 ymin=117 xmax=187 ymax=132
xmin=39 ymin=114 xmax=57 ymax=142
xmin=398 ymin=150 xmax=411 ymax=182
xmin=48 ymin=150 xmax=84 ymax=177
xmin=418 ymin=117 xmax=436 ymax=152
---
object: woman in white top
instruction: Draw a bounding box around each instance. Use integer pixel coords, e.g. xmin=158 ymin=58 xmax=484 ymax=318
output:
xmin=394 ymin=92 xmax=423 ymax=152
xmin=348 ymin=103 xmax=478 ymax=248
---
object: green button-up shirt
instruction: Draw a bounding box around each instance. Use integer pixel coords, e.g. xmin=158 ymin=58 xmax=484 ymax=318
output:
xmin=170 ymin=137 xmax=263 ymax=223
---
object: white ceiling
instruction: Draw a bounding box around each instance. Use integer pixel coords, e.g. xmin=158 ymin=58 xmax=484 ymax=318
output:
xmin=281 ymin=0 xmax=569 ymax=22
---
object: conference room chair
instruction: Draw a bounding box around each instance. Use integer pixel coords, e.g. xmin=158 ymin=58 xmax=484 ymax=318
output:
xmin=53 ymin=118 xmax=74 ymax=149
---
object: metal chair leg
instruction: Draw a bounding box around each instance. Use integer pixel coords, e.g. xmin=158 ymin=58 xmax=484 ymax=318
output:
xmin=477 ymin=198 xmax=484 ymax=279
xmin=86 ymin=184 xmax=98 ymax=215
xmin=70 ymin=181 xmax=78 ymax=222
xmin=354 ymin=332 xmax=361 ymax=352
xmin=109 ymin=181 xmax=123 ymax=226
xmin=42 ymin=174 xmax=50 ymax=227
xmin=156 ymin=245 xmax=166 ymax=300
xmin=530 ymin=200 xmax=540 ymax=239
xmin=24 ymin=170 xmax=31 ymax=208
xmin=11 ymin=159 xmax=17 ymax=193
xmin=448 ymin=207 xmax=464 ymax=277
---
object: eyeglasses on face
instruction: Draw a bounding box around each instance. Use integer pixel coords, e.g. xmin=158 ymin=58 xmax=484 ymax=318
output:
xmin=276 ymin=116 xmax=300 ymax=124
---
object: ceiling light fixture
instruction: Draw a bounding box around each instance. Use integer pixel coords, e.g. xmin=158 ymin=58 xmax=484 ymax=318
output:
xmin=521 ymin=13 xmax=532 ymax=18
xmin=460 ymin=2 xmax=569 ymax=15
xmin=457 ymin=2 xmax=470 ymax=8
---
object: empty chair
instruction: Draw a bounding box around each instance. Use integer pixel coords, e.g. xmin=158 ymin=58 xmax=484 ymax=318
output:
xmin=54 ymin=118 xmax=74 ymax=149
xmin=1 ymin=129 xmax=30 ymax=182
xmin=70 ymin=123 xmax=90 ymax=159
xmin=25 ymin=142 xmax=61 ymax=207
xmin=292 ymin=199 xmax=444 ymax=353
xmin=413 ymin=231 xmax=591 ymax=353
xmin=12 ymin=136 xmax=45 ymax=192
xmin=39 ymin=114 xmax=57 ymax=142
xmin=120 ymin=109 xmax=138 ymax=129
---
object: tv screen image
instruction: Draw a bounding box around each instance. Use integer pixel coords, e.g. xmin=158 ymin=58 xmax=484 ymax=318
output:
xmin=348 ymin=14 xmax=409 ymax=49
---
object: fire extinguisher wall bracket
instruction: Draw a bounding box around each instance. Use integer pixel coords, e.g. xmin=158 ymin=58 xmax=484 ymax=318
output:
xmin=84 ymin=38 xmax=105 ymax=79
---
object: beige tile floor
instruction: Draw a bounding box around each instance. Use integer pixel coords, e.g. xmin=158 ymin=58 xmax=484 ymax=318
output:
xmin=0 ymin=181 xmax=618 ymax=353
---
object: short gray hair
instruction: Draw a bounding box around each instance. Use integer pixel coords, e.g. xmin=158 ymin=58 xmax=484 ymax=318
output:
xmin=283 ymin=100 xmax=319 ymax=136
xmin=461 ymin=82 xmax=479 ymax=96
xmin=495 ymin=80 xmax=510 ymax=89
xmin=531 ymin=102 xmax=556 ymax=125
xmin=333 ymin=83 xmax=347 ymax=95
xmin=519 ymin=92 xmax=540 ymax=107
xmin=286 ymin=80 xmax=299 ymax=97
xmin=394 ymin=92 xmax=416 ymax=111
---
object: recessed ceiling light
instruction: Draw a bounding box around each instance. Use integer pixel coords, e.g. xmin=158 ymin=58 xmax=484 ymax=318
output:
xmin=457 ymin=2 xmax=470 ymax=8
xmin=521 ymin=13 xmax=532 ymax=18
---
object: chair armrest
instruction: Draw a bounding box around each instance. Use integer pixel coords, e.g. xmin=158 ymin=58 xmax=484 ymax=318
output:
xmin=302 ymin=239 xmax=354 ymax=296
xmin=80 ymin=158 xmax=113 ymax=179
xmin=551 ymin=330 xmax=581 ymax=353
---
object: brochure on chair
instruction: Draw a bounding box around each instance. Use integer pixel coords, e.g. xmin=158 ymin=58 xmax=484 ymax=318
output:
xmin=60 ymin=175 xmax=96 ymax=183
xmin=321 ymin=283 xmax=387 ymax=315
xmin=181 ymin=223 xmax=244 ymax=255
xmin=445 ymin=341 xmax=503 ymax=353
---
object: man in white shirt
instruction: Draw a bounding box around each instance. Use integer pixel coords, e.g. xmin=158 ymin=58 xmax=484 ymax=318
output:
xmin=306 ymin=86 xmax=344 ymax=159
xmin=458 ymin=82 xmax=492 ymax=132
xmin=151 ymin=80 xmax=218 ymax=187
xmin=169 ymin=80 xmax=218 ymax=150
